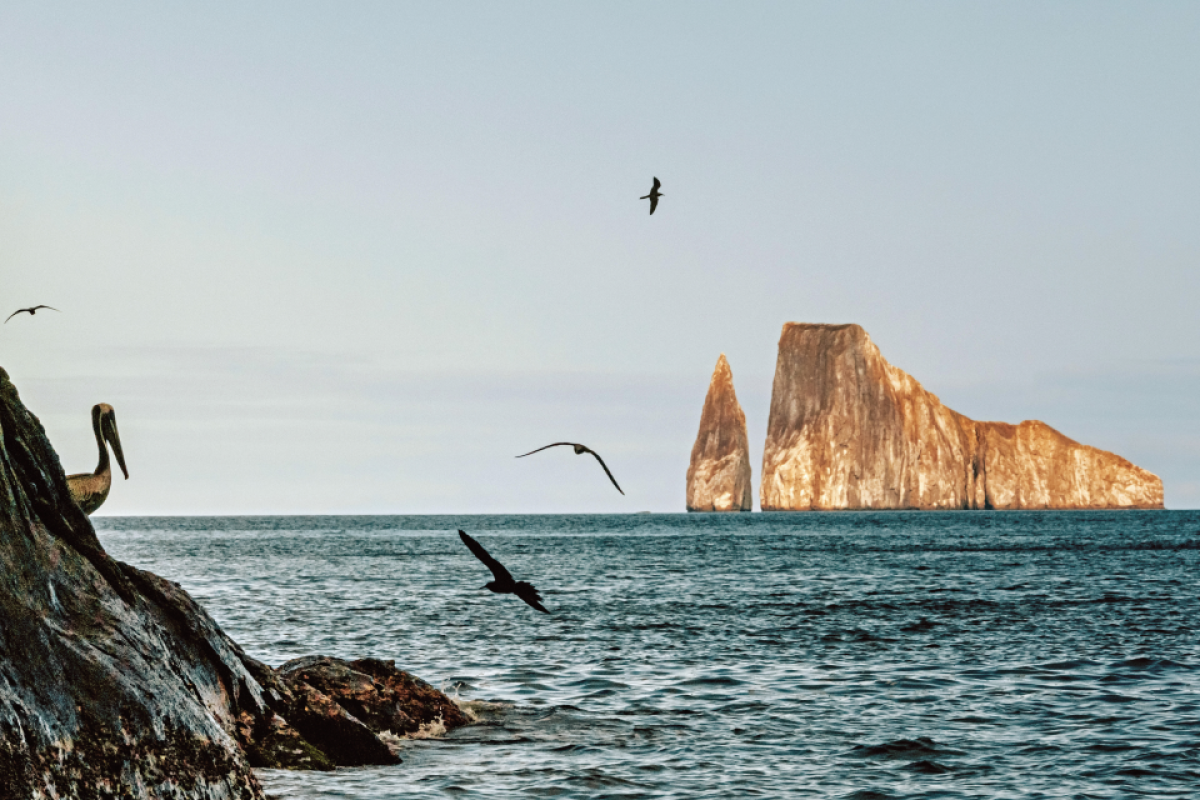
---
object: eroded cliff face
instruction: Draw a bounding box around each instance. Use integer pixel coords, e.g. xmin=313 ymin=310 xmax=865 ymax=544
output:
xmin=687 ymin=354 xmax=752 ymax=512
xmin=759 ymin=324 xmax=1163 ymax=511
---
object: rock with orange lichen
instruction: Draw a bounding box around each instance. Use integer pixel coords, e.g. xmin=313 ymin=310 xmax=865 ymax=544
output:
xmin=759 ymin=324 xmax=1164 ymax=511
xmin=273 ymin=655 xmax=469 ymax=765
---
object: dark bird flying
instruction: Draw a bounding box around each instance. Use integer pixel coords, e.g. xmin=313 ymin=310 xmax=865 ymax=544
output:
xmin=5 ymin=305 xmax=60 ymax=323
xmin=516 ymin=442 xmax=624 ymax=495
xmin=458 ymin=530 xmax=548 ymax=613
xmin=640 ymin=177 xmax=662 ymax=215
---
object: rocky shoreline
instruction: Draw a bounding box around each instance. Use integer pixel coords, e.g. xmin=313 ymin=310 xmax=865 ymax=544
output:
xmin=0 ymin=367 xmax=468 ymax=799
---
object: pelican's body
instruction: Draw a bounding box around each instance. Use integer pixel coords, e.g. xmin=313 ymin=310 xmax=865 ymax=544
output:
xmin=67 ymin=403 xmax=128 ymax=515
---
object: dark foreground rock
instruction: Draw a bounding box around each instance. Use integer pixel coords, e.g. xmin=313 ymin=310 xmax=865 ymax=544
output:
xmin=0 ymin=367 xmax=468 ymax=797
xmin=760 ymin=324 xmax=1164 ymax=510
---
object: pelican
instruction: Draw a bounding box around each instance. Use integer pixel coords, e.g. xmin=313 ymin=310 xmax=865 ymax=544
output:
xmin=640 ymin=177 xmax=662 ymax=215
xmin=67 ymin=404 xmax=128 ymax=515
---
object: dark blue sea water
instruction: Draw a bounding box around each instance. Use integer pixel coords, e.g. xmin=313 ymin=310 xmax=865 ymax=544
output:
xmin=95 ymin=512 xmax=1200 ymax=799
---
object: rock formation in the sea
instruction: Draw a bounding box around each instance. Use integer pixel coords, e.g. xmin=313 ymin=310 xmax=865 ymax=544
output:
xmin=274 ymin=656 xmax=469 ymax=765
xmin=687 ymin=354 xmax=753 ymax=512
xmin=759 ymin=324 xmax=1164 ymax=511
xmin=0 ymin=366 xmax=469 ymax=798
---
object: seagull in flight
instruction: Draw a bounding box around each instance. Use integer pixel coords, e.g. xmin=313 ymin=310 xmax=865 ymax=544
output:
xmin=516 ymin=442 xmax=624 ymax=495
xmin=640 ymin=177 xmax=662 ymax=215
xmin=5 ymin=305 xmax=60 ymax=323
xmin=458 ymin=530 xmax=549 ymax=614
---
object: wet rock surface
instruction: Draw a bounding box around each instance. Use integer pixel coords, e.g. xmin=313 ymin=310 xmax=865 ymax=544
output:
xmin=0 ymin=367 xmax=469 ymax=796
xmin=686 ymin=354 xmax=753 ymax=512
xmin=760 ymin=323 xmax=1164 ymax=510
xmin=0 ymin=367 xmax=269 ymax=799
xmin=275 ymin=656 xmax=468 ymax=765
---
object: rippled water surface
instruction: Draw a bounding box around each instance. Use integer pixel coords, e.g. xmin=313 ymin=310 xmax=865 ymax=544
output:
xmin=96 ymin=512 xmax=1200 ymax=799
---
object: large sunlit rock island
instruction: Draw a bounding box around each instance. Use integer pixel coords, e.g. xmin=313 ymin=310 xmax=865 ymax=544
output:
xmin=688 ymin=323 xmax=1164 ymax=511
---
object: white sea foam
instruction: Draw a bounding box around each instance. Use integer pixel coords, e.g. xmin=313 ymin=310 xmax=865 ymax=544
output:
xmin=452 ymin=698 xmax=510 ymax=724
xmin=442 ymin=680 xmax=510 ymax=723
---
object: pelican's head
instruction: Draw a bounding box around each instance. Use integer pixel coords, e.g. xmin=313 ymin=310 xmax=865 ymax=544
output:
xmin=93 ymin=403 xmax=129 ymax=480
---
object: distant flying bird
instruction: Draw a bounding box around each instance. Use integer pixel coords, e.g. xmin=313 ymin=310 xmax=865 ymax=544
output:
xmin=5 ymin=305 xmax=59 ymax=323
xmin=458 ymin=530 xmax=548 ymax=613
xmin=67 ymin=403 xmax=129 ymax=515
xmin=516 ymin=442 xmax=624 ymax=495
xmin=640 ymin=177 xmax=662 ymax=215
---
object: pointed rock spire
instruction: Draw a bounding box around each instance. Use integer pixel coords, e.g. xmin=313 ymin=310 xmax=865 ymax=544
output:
xmin=686 ymin=354 xmax=753 ymax=511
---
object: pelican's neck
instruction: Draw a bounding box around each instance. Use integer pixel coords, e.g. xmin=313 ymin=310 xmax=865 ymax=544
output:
xmin=93 ymin=412 xmax=110 ymax=477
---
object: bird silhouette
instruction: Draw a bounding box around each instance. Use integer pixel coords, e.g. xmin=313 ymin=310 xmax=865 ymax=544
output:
xmin=5 ymin=305 xmax=60 ymax=323
xmin=516 ymin=442 xmax=624 ymax=495
xmin=458 ymin=530 xmax=548 ymax=613
xmin=640 ymin=177 xmax=662 ymax=215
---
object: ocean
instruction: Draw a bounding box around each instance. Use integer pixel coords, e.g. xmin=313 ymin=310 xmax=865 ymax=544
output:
xmin=94 ymin=512 xmax=1200 ymax=799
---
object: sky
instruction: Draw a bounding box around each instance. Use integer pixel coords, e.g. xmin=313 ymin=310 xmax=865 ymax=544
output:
xmin=2 ymin=2 xmax=1198 ymax=514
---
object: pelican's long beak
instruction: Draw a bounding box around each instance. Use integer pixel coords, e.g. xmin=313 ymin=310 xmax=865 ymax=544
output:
xmin=104 ymin=411 xmax=129 ymax=480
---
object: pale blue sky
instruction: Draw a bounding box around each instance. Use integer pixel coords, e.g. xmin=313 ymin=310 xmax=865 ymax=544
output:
xmin=2 ymin=2 xmax=1198 ymax=512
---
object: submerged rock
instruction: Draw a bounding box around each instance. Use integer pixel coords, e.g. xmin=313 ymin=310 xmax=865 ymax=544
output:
xmin=686 ymin=354 xmax=753 ymax=512
xmin=0 ymin=366 xmax=472 ymax=794
xmin=760 ymin=324 xmax=1164 ymax=511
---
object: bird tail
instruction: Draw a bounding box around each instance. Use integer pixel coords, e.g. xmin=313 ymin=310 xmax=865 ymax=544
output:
xmin=515 ymin=581 xmax=549 ymax=614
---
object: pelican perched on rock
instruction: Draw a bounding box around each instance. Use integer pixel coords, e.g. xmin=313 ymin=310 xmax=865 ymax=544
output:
xmin=67 ymin=403 xmax=128 ymax=515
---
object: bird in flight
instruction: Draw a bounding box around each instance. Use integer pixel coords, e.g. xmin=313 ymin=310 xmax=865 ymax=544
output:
xmin=640 ymin=177 xmax=662 ymax=215
xmin=458 ymin=530 xmax=549 ymax=613
xmin=516 ymin=442 xmax=624 ymax=495
xmin=5 ymin=305 xmax=60 ymax=323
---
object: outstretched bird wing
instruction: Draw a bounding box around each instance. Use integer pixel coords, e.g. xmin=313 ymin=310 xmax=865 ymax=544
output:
xmin=648 ymin=195 xmax=658 ymax=215
xmin=5 ymin=305 xmax=59 ymax=323
xmin=580 ymin=447 xmax=625 ymax=495
xmin=513 ymin=581 xmax=549 ymax=613
xmin=515 ymin=442 xmax=577 ymax=458
xmin=651 ymin=176 xmax=660 ymax=191
xmin=459 ymin=530 xmax=514 ymax=584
